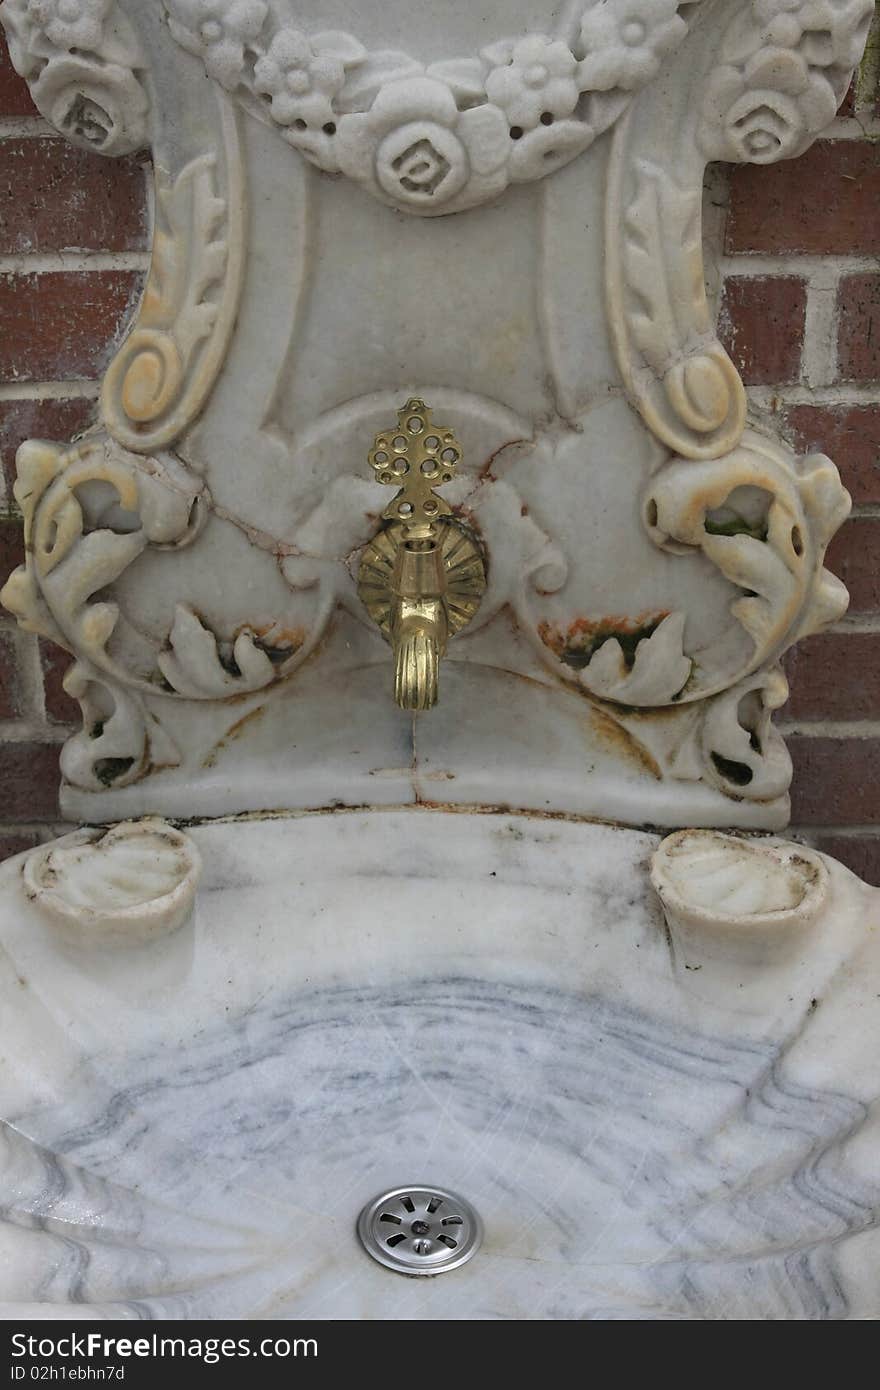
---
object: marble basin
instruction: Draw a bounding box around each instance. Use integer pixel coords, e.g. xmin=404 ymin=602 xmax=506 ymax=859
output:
xmin=1 ymin=811 xmax=879 ymax=1321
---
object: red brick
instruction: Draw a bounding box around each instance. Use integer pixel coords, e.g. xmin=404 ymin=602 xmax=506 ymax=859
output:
xmin=811 ymin=834 xmax=880 ymax=887
xmin=1 ymin=395 xmax=96 ymax=497
xmin=781 ymin=404 xmax=880 ymax=506
xmin=40 ymin=641 xmax=77 ymax=724
xmin=0 ymin=830 xmax=41 ymax=862
xmin=726 ymin=142 xmax=880 ymax=256
xmin=824 ymin=518 xmax=880 ymax=613
xmin=0 ymin=270 xmax=143 ymax=381
xmin=0 ymin=741 xmax=61 ymax=820
xmin=0 ymin=139 xmax=149 ymax=255
xmin=0 ymin=628 xmax=18 ymax=719
xmin=0 ymin=516 xmax=25 ymax=582
xmin=719 ymin=276 xmax=807 ymax=385
xmin=784 ymin=632 xmax=880 ymax=721
xmin=788 ymin=736 xmax=880 ymax=825
xmin=0 ymin=32 xmax=37 ymax=118
xmin=837 ymin=272 xmax=880 ymax=383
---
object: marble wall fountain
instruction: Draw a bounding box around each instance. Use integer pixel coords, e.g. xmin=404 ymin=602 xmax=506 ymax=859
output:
xmin=0 ymin=0 xmax=878 ymax=1320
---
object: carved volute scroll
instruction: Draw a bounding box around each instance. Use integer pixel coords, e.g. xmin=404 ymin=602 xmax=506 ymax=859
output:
xmin=0 ymin=0 xmax=872 ymax=825
xmin=101 ymin=122 xmax=247 ymax=453
xmin=606 ymin=0 xmax=874 ymax=459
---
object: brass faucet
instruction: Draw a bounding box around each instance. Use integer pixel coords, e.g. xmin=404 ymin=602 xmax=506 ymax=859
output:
xmin=358 ymin=399 xmax=486 ymax=710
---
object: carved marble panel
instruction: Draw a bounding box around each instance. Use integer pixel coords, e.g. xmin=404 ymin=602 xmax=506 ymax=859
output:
xmin=0 ymin=0 xmax=873 ymax=826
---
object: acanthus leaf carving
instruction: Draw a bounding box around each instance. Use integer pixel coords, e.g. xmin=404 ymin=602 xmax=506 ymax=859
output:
xmin=0 ymin=10 xmax=247 ymax=455
xmin=1 ymin=433 xmax=205 ymax=685
xmin=157 ymin=604 xmax=276 ymax=699
xmin=575 ymin=612 xmax=693 ymax=706
xmin=0 ymin=427 xmax=290 ymax=785
xmin=60 ymin=660 xmax=180 ymax=793
xmin=609 ymin=158 xmax=748 ymax=460
xmin=1 ymin=438 xmax=148 ymax=665
xmin=101 ymin=144 xmax=244 ymax=454
xmin=606 ymin=0 xmax=872 ymax=461
xmin=699 ymin=666 xmax=793 ymax=801
xmin=620 ymin=665 xmax=793 ymax=802
xmin=642 ymin=431 xmax=850 ymax=700
xmin=534 ymin=429 xmax=849 ymax=716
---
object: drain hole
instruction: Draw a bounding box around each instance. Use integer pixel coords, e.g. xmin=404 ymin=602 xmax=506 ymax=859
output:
xmin=359 ymin=1187 xmax=482 ymax=1276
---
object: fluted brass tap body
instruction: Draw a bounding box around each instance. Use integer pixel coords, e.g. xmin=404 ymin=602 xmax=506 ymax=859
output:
xmin=357 ymin=399 xmax=486 ymax=711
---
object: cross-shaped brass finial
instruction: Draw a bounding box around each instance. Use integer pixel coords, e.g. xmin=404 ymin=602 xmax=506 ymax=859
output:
xmin=368 ymin=398 xmax=463 ymax=534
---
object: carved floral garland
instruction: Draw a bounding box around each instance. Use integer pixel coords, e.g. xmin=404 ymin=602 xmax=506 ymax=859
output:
xmin=2 ymin=1 xmax=873 ymax=210
xmin=152 ymin=0 xmax=707 ymax=213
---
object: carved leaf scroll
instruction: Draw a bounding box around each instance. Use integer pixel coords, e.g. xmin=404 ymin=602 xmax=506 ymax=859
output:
xmin=623 ymin=665 xmax=793 ymax=802
xmin=157 ymin=605 xmax=276 ymax=698
xmin=577 ymin=612 xmax=693 ymax=706
xmin=608 ymin=158 xmax=747 ymax=461
xmin=700 ymin=667 xmax=793 ymax=801
xmin=643 ymin=430 xmax=850 ymax=701
xmin=60 ymin=661 xmax=180 ymax=793
xmin=606 ymin=0 xmax=873 ymax=461
xmin=1 ymin=438 xmax=147 ymax=661
xmin=101 ymin=144 xmax=244 ymax=453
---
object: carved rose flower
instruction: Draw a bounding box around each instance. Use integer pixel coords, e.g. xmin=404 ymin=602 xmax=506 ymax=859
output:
xmin=0 ymin=0 xmax=43 ymax=77
xmin=25 ymin=0 xmax=110 ymax=52
xmin=165 ymin=0 xmax=267 ymax=90
xmin=753 ymin=0 xmax=875 ymax=69
xmin=578 ymin=0 xmax=687 ymax=91
xmin=32 ymin=51 xmax=149 ymax=155
xmin=484 ymin=34 xmax=579 ymax=130
xmin=253 ymin=26 xmax=364 ymax=139
xmin=700 ymin=45 xmax=838 ymax=163
xmin=334 ymin=76 xmax=510 ymax=215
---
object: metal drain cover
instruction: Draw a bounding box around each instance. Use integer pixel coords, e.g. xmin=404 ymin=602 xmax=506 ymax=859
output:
xmin=357 ymin=1186 xmax=482 ymax=1276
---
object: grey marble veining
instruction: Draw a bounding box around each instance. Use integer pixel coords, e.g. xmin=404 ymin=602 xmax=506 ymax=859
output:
xmin=1 ymin=812 xmax=878 ymax=1320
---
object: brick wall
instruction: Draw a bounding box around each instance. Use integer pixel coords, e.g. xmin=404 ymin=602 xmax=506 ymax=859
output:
xmin=716 ymin=16 xmax=880 ymax=883
xmin=0 ymin=33 xmax=150 ymax=860
xmin=1 ymin=24 xmax=879 ymax=881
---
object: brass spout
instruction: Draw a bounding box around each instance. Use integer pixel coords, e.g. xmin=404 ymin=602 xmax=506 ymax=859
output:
xmin=357 ymin=399 xmax=487 ymax=711
xmin=390 ymin=541 xmax=449 ymax=710
xmin=394 ymin=616 xmax=443 ymax=711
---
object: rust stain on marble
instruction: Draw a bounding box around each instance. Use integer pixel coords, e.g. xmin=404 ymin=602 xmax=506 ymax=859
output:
xmin=203 ymin=704 xmax=268 ymax=768
xmin=538 ymin=612 xmax=670 ymax=672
